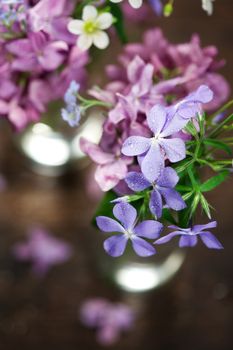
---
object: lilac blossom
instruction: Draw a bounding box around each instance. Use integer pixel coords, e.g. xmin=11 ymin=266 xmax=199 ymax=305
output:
xmin=80 ymin=298 xmax=135 ymax=346
xmin=155 ymin=221 xmax=223 ymax=249
xmin=80 ymin=138 xmax=132 ymax=192
xmin=6 ymin=31 xmax=68 ymax=72
xmin=96 ymin=202 xmax=163 ymax=257
xmin=126 ymin=167 xmax=186 ymax=218
xmin=12 ymin=227 xmax=73 ymax=276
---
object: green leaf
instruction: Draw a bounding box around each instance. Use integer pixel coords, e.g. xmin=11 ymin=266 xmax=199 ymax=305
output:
xmin=182 ymin=191 xmax=194 ymax=201
xmin=185 ymin=121 xmax=198 ymax=137
xmin=174 ymin=158 xmax=194 ymax=174
xmin=190 ymin=192 xmax=200 ymax=218
xmin=109 ymin=3 xmax=128 ymax=44
xmin=91 ymin=190 xmax=117 ymax=227
xmin=209 ymin=113 xmax=233 ymax=138
xmin=203 ymin=138 xmax=232 ymax=155
xmin=162 ymin=208 xmax=177 ymax=225
xmin=200 ymin=171 xmax=229 ymax=192
xmin=175 ymin=185 xmax=192 ymax=192
xmin=200 ymin=194 xmax=212 ymax=219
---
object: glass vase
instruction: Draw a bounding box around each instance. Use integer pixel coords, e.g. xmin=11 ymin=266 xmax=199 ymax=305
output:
xmin=17 ymin=104 xmax=104 ymax=176
xmin=97 ymin=240 xmax=186 ymax=293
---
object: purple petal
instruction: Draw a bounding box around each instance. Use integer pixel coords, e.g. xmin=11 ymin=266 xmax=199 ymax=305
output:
xmin=149 ymin=189 xmax=163 ymax=218
xmin=122 ymin=136 xmax=151 ymax=156
xmin=141 ymin=143 xmax=164 ymax=182
xmin=177 ymin=103 xmax=201 ymax=120
xmin=200 ymin=232 xmax=223 ymax=249
xmin=147 ymin=104 xmax=167 ymax=135
xmin=134 ymin=220 xmax=163 ymax=239
xmin=125 ymin=172 xmax=150 ymax=192
xmin=96 ymin=216 xmax=125 ymax=233
xmin=131 ymin=237 xmax=156 ymax=257
xmin=104 ymin=235 xmax=128 ymax=257
xmin=113 ymin=202 xmax=137 ymax=231
xmin=155 ymin=231 xmax=182 ymax=244
xmin=161 ymin=114 xmax=189 ymax=137
xmin=159 ymin=138 xmax=186 ymax=163
xmin=189 ymin=85 xmax=214 ymax=104
xmin=159 ymin=187 xmax=186 ymax=211
xmin=179 ymin=235 xmax=198 ymax=247
xmin=157 ymin=166 xmax=179 ymax=188
xmin=192 ymin=221 xmax=217 ymax=233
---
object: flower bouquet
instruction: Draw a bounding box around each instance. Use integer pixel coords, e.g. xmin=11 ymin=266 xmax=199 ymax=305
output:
xmin=1 ymin=1 xmax=232 ymax=292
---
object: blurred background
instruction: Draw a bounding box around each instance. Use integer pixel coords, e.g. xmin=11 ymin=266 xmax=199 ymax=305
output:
xmin=0 ymin=1 xmax=232 ymax=349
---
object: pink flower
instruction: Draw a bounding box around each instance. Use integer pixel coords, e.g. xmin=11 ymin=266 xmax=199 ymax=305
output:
xmin=6 ymin=31 xmax=68 ymax=72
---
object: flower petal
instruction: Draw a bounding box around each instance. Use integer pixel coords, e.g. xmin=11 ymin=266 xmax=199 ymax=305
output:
xmin=141 ymin=143 xmax=164 ymax=182
xmin=159 ymin=138 xmax=186 ymax=163
xmin=149 ymin=189 xmax=163 ymax=218
xmin=125 ymin=172 xmax=150 ymax=192
xmin=155 ymin=231 xmax=182 ymax=244
xmin=82 ymin=5 xmax=98 ymax=21
xmin=104 ymin=235 xmax=128 ymax=257
xmin=96 ymin=216 xmax=125 ymax=233
xmin=200 ymin=232 xmax=223 ymax=249
xmin=67 ymin=20 xmax=84 ymax=35
xmin=160 ymin=114 xmax=188 ymax=138
xmin=157 ymin=166 xmax=179 ymax=188
xmin=147 ymin=104 xmax=167 ymax=135
xmin=122 ymin=136 xmax=151 ymax=156
xmin=97 ymin=13 xmax=113 ymax=30
xmin=179 ymin=235 xmax=198 ymax=247
xmin=192 ymin=221 xmax=217 ymax=233
xmin=93 ymin=31 xmax=110 ymax=49
xmin=159 ymin=187 xmax=186 ymax=211
xmin=132 ymin=237 xmax=156 ymax=257
xmin=134 ymin=220 xmax=163 ymax=239
xmin=77 ymin=34 xmax=93 ymax=51
xmin=113 ymin=202 xmax=137 ymax=231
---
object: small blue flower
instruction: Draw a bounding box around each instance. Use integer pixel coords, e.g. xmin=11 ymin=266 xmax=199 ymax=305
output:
xmin=61 ymin=81 xmax=81 ymax=127
xmin=64 ymin=81 xmax=80 ymax=105
xmin=61 ymin=103 xmax=81 ymax=128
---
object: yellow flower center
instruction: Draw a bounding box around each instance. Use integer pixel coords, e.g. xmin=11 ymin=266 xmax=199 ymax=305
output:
xmin=83 ymin=20 xmax=97 ymax=34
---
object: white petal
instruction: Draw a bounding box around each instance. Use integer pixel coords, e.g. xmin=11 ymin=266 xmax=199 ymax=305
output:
xmin=77 ymin=34 xmax=93 ymax=51
xmin=109 ymin=0 xmax=123 ymax=3
xmin=82 ymin=5 xmax=98 ymax=21
xmin=128 ymin=0 xmax=143 ymax=9
xmin=67 ymin=20 xmax=84 ymax=35
xmin=97 ymin=13 xmax=113 ymax=30
xmin=93 ymin=31 xmax=110 ymax=49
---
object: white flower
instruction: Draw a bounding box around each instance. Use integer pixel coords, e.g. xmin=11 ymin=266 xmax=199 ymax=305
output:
xmin=202 ymin=0 xmax=215 ymax=15
xmin=68 ymin=5 xmax=113 ymax=51
xmin=110 ymin=0 xmax=143 ymax=10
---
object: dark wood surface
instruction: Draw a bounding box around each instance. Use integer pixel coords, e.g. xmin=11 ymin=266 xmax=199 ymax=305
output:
xmin=0 ymin=1 xmax=233 ymax=349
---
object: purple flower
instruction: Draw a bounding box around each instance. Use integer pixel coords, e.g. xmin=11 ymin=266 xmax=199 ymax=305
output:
xmin=122 ymin=104 xmax=186 ymax=182
xmin=155 ymin=221 xmax=223 ymax=249
xmin=122 ymin=86 xmax=213 ymax=182
xmin=12 ymin=227 xmax=73 ymax=276
xmin=80 ymin=298 xmax=135 ymax=346
xmin=126 ymin=167 xmax=186 ymax=218
xmin=96 ymin=202 xmax=163 ymax=257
